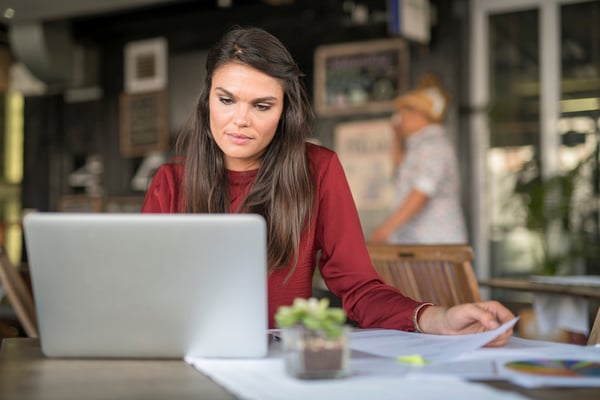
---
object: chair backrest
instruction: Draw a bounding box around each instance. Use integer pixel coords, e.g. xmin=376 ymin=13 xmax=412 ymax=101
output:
xmin=588 ymin=306 xmax=600 ymax=346
xmin=0 ymin=246 xmax=38 ymax=338
xmin=366 ymin=243 xmax=481 ymax=307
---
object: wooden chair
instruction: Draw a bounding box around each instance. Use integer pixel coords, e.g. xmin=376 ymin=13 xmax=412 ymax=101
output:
xmin=366 ymin=243 xmax=481 ymax=306
xmin=588 ymin=306 xmax=600 ymax=346
xmin=0 ymin=246 xmax=38 ymax=338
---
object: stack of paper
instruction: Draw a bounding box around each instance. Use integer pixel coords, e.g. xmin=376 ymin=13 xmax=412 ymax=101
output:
xmin=186 ymin=318 xmax=600 ymax=399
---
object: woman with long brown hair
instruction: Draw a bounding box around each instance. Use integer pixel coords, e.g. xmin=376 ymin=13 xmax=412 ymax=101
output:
xmin=142 ymin=26 xmax=514 ymax=345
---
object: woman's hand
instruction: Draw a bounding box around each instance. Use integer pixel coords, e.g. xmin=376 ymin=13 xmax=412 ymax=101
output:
xmin=418 ymin=301 xmax=515 ymax=347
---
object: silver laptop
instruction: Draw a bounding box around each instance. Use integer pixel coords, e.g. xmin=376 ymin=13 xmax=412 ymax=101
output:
xmin=23 ymin=212 xmax=268 ymax=359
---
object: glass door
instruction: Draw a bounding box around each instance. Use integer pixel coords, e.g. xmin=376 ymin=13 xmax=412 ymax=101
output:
xmin=487 ymin=8 xmax=541 ymax=278
xmin=559 ymin=0 xmax=600 ymax=275
xmin=470 ymin=0 xmax=600 ymax=282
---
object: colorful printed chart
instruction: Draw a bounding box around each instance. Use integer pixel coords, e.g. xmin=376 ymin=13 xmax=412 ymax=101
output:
xmin=505 ymin=359 xmax=600 ymax=377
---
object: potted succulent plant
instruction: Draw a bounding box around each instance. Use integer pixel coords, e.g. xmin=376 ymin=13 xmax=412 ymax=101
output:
xmin=275 ymin=297 xmax=350 ymax=379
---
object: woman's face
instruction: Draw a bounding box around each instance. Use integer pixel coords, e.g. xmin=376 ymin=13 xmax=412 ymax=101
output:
xmin=391 ymin=106 xmax=429 ymax=138
xmin=209 ymin=62 xmax=284 ymax=171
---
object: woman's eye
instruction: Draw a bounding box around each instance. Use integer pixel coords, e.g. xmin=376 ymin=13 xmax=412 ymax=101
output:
xmin=219 ymin=97 xmax=233 ymax=105
xmin=255 ymin=104 xmax=272 ymax=111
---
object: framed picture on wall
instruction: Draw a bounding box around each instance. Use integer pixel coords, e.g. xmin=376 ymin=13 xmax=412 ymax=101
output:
xmin=124 ymin=37 xmax=168 ymax=94
xmin=314 ymin=38 xmax=409 ymax=117
xmin=334 ymin=118 xmax=395 ymax=211
xmin=119 ymin=90 xmax=169 ymax=158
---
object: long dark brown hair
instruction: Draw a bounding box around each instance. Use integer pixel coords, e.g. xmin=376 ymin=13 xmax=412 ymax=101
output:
xmin=176 ymin=26 xmax=316 ymax=273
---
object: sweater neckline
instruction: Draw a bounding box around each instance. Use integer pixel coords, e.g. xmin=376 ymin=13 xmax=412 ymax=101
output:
xmin=227 ymin=169 xmax=258 ymax=185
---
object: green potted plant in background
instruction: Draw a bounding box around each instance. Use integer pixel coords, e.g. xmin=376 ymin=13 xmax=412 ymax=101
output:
xmin=275 ymin=297 xmax=350 ymax=379
xmin=507 ymin=153 xmax=598 ymax=275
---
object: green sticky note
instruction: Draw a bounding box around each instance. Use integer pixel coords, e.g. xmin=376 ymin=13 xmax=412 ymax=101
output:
xmin=396 ymin=354 xmax=428 ymax=365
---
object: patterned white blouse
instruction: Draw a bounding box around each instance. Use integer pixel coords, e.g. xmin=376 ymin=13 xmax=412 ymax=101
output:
xmin=388 ymin=124 xmax=467 ymax=244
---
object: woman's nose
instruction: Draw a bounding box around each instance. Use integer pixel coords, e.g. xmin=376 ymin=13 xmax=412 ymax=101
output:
xmin=233 ymin=105 xmax=250 ymax=127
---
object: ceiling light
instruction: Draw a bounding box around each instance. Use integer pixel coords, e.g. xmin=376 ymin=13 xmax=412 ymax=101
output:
xmin=3 ymin=8 xmax=15 ymax=19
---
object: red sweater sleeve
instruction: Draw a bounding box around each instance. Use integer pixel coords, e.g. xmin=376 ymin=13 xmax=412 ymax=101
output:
xmin=311 ymin=147 xmax=422 ymax=330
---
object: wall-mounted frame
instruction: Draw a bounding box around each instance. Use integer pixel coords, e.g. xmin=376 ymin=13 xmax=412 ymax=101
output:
xmin=314 ymin=38 xmax=409 ymax=117
xmin=124 ymin=37 xmax=168 ymax=94
xmin=119 ymin=90 xmax=169 ymax=158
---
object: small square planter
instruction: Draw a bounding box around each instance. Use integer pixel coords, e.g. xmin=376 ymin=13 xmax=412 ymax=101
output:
xmin=281 ymin=324 xmax=350 ymax=379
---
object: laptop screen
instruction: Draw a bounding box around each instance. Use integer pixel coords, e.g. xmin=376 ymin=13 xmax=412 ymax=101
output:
xmin=23 ymin=212 xmax=268 ymax=359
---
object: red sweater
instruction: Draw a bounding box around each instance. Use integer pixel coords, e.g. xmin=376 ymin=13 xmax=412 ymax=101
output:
xmin=141 ymin=143 xmax=422 ymax=330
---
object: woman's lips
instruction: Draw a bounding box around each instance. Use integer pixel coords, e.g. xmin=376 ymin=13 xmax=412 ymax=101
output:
xmin=227 ymin=133 xmax=253 ymax=145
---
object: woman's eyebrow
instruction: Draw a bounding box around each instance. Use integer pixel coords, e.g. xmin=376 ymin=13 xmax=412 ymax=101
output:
xmin=253 ymin=95 xmax=279 ymax=102
xmin=214 ymin=87 xmax=279 ymax=103
xmin=214 ymin=87 xmax=233 ymax=96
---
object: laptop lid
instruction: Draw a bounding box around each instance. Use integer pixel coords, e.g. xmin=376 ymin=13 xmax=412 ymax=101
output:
xmin=23 ymin=212 xmax=268 ymax=359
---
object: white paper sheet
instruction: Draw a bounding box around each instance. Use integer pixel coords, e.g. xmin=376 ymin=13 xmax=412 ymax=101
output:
xmin=186 ymin=353 xmax=527 ymax=400
xmin=349 ymin=318 xmax=519 ymax=362
xmin=411 ymin=336 xmax=600 ymax=385
xmin=186 ymin=326 xmax=600 ymax=398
